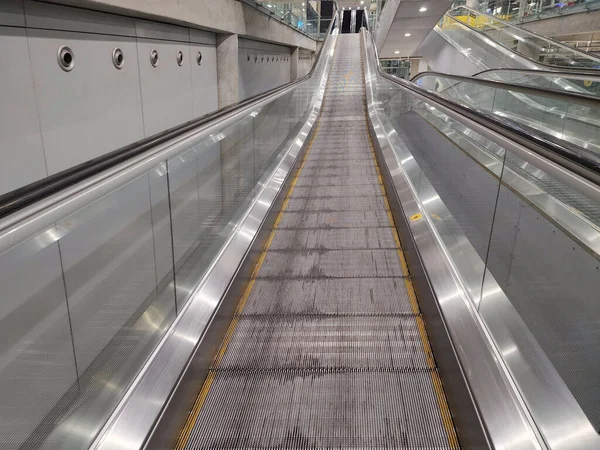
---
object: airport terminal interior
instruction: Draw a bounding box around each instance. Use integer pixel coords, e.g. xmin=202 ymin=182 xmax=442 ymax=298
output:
xmin=2 ymin=0 xmax=600 ymax=448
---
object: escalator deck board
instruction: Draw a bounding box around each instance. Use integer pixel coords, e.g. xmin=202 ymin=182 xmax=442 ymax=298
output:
xmin=177 ymin=34 xmax=459 ymax=450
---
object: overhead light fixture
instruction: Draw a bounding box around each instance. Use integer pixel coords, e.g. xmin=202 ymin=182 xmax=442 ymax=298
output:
xmin=419 ymin=6 xmax=427 ymax=11
xmin=361 ymin=0 xmax=365 ymax=3
xmin=395 ymin=50 xmax=400 ymax=54
xmin=405 ymin=33 xmax=411 ymax=36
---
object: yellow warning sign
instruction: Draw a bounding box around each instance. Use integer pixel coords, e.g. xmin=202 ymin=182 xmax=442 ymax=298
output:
xmin=410 ymin=213 xmax=422 ymax=222
xmin=584 ymin=80 xmax=593 ymax=87
xmin=431 ymin=213 xmax=442 ymax=221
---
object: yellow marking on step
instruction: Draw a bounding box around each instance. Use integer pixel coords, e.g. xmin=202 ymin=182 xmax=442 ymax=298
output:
xmin=361 ymin=59 xmax=460 ymax=448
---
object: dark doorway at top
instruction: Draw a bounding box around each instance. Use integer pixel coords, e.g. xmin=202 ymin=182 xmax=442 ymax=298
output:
xmin=341 ymin=10 xmax=351 ymax=33
xmin=355 ymin=9 xmax=364 ymax=33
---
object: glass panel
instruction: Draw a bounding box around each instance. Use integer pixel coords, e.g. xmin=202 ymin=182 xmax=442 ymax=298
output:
xmin=54 ymin=166 xmax=175 ymax=449
xmin=481 ymin=147 xmax=600 ymax=433
xmin=478 ymin=0 xmax=600 ymax=27
xmin=0 ymin=236 xmax=77 ymax=449
xmin=379 ymin=76 xmax=505 ymax=306
xmin=169 ymin=117 xmax=255 ymax=309
xmin=476 ymin=70 xmax=600 ymax=99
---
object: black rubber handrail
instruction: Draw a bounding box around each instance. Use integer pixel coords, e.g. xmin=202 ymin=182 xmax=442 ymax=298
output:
xmin=473 ymin=67 xmax=600 ymax=80
xmin=410 ymin=71 xmax=600 ymax=106
xmin=0 ymin=11 xmax=339 ymax=221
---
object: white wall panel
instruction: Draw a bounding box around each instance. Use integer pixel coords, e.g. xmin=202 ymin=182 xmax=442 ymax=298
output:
xmin=28 ymin=29 xmax=144 ymax=175
xmin=137 ymin=38 xmax=195 ymax=136
xmin=191 ymin=44 xmax=218 ymax=117
xmin=135 ymin=18 xmax=189 ymax=42
xmin=0 ymin=26 xmax=46 ymax=195
xmin=238 ymin=38 xmax=291 ymax=100
xmin=298 ymin=50 xmax=314 ymax=78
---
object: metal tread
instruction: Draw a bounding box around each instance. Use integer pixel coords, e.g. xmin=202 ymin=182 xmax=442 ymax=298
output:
xmin=183 ymin=371 xmax=451 ymax=449
xmin=180 ymin=34 xmax=457 ymax=450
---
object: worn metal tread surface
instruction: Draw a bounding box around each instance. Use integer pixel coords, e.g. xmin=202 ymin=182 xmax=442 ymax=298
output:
xmin=176 ymin=34 xmax=459 ymax=450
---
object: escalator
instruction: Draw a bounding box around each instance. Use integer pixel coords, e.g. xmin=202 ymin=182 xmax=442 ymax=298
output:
xmin=3 ymin=8 xmax=600 ymax=450
xmin=172 ymin=33 xmax=459 ymax=450
xmin=419 ymin=6 xmax=600 ymax=76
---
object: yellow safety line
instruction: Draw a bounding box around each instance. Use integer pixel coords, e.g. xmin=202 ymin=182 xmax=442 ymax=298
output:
xmin=364 ymin=108 xmax=460 ymax=450
xmin=174 ymin=102 xmax=325 ymax=450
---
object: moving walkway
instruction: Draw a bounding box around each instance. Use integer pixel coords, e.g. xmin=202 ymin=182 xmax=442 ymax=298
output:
xmin=2 ymin=9 xmax=600 ymax=450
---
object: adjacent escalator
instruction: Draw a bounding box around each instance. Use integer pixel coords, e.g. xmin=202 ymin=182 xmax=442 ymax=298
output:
xmin=420 ymin=6 xmax=600 ymax=75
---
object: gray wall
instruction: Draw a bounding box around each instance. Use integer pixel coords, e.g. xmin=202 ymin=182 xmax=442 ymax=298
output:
xmin=298 ymin=49 xmax=315 ymax=78
xmin=519 ymin=9 xmax=600 ymax=40
xmin=238 ymin=39 xmax=292 ymax=100
xmin=44 ymin=0 xmax=318 ymax=51
xmin=0 ymin=1 xmax=219 ymax=195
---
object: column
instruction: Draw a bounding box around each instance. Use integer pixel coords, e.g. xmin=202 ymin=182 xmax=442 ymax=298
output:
xmin=216 ymin=33 xmax=239 ymax=108
xmin=290 ymin=46 xmax=300 ymax=81
xmin=409 ymin=58 xmax=421 ymax=79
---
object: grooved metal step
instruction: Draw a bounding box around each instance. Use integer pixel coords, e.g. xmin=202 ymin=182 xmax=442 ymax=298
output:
xmin=179 ymin=33 xmax=458 ymax=450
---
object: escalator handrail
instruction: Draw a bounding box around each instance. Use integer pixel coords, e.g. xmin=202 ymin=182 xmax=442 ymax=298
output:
xmin=0 ymin=11 xmax=339 ymax=226
xmin=442 ymin=8 xmax=600 ymax=73
xmin=362 ymin=26 xmax=600 ymax=204
xmin=453 ymin=6 xmax=600 ymax=66
xmin=410 ymin=70 xmax=600 ymax=106
xmin=473 ymin=67 xmax=600 ymax=80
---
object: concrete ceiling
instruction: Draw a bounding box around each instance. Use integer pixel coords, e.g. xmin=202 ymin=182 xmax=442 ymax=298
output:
xmin=377 ymin=0 xmax=453 ymax=58
xmin=337 ymin=0 xmax=371 ymax=8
